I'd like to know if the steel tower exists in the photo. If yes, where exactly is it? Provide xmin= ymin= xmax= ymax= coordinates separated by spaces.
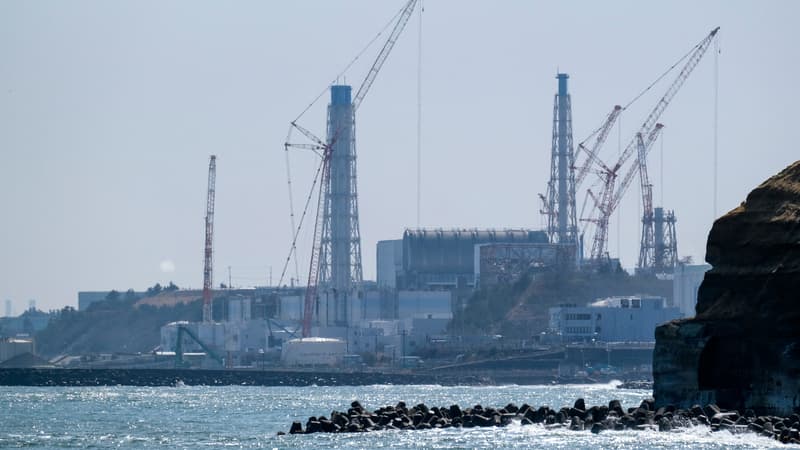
xmin=544 ymin=73 xmax=577 ymax=247
xmin=318 ymin=85 xmax=363 ymax=326
xmin=202 ymin=155 xmax=216 ymax=323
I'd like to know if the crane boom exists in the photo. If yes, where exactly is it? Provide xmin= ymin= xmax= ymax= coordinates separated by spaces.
xmin=574 ymin=105 xmax=621 ymax=188
xmin=610 ymin=27 xmax=719 ymax=177
xmin=589 ymin=26 xmax=719 ymax=261
xmin=609 ymin=124 xmax=663 ymax=213
xmin=302 ymin=146 xmax=332 ymax=337
xmin=352 ymin=0 xmax=419 ymax=112
xmin=202 ymin=155 xmax=217 ymax=323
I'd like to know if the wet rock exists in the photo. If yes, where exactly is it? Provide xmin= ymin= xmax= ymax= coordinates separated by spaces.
xmin=591 ymin=423 xmax=605 ymax=434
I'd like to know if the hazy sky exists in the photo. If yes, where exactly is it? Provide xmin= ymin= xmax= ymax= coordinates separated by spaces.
xmin=1 ymin=1 xmax=798 ymax=313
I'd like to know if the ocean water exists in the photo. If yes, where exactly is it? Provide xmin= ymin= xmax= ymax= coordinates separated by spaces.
xmin=0 ymin=383 xmax=793 ymax=449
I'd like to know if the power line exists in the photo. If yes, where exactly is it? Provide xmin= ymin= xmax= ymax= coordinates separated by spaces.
xmin=713 ymin=34 xmax=720 ymax=219
xmin=416 ymin=0 xmax=423 ymax=228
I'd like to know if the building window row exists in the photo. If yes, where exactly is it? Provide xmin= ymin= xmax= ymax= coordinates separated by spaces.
xmin=565 ymin=327 xmax=592 ymax=334
xmin=565 ymin=313 xmax=592 ymax=321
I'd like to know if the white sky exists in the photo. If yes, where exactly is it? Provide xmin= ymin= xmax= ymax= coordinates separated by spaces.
xmin=1 ymin=1 xmax=798 ymax=312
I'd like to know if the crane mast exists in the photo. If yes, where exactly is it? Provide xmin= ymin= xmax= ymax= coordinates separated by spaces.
xmin=588 ymin=27 xmax=719 ymax=261
xmin=202 ymin=155 xmax=217 ymax=323
xmin=637 ymin=132 xmax=655 ymax=270
xmin=590 ymin=125 xmax=663 ymax=260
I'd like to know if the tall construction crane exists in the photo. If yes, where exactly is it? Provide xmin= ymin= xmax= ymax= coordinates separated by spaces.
xmin=295 ymin=0 xmax=419 ymax=338
xmin=202 ymin=155 xmax=217 ymax=323
xmin=588 ymin=26 xmax=719 ymax=261
xmin=636 ymin=131 xmax=656 ymax=270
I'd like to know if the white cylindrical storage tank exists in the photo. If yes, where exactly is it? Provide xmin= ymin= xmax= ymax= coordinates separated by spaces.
xmin=281 ymin=337 xmax=346 ymax=366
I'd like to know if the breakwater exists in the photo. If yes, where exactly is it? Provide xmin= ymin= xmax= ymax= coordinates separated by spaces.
xmin=285 ymin=398 xmax=800 ymax=444
xmin=0 ymin=368 xmax=479 ymax=387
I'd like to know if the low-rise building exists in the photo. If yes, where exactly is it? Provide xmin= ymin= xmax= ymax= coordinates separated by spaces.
xmin=549 ymin=295 xmax=681 ymax=343
xmin=0 ymin=337 xmax=35 ymax=363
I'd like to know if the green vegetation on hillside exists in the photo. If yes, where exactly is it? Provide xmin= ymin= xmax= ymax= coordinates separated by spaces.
xmin=36 ymin=294 xmax=202 ymax=357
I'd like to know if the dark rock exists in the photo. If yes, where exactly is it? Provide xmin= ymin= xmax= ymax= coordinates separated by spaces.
xmin=305 ymin=420 xmax=321 ymax=434
xmin=569 ymin=407 xmax=585 ymax=419
xmin=449 ymin=404 xmax=462 ymax=418
xmin=591 ymin=422 xmax=605 ymax=434
xmin=658 ymin=417 xmax=672 ymax=432
xmin=521 ymin=417 xmax=533 ymax=426
xmin=574 ymin=398 xmax=586 ymax=411
xmin=534 ymin=406 xmax=550 ymax=423
xmin=653 ymin=161 xmax=800 ymax=417
xmin=289 ymin=421 xmax=303 ymax=434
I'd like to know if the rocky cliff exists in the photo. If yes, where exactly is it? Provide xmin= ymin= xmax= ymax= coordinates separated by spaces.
xmin=654 ymin=160 xmax=800 ymax=415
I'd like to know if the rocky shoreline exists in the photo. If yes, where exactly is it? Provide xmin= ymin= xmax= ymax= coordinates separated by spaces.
xmin=283 ymin=398 xmax=800 ymax=444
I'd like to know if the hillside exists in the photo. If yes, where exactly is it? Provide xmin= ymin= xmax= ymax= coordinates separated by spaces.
xmin=453 ymin=270 xmax=673 ymax=339
xmin=36 ymin=295 xmax=202 ymax=357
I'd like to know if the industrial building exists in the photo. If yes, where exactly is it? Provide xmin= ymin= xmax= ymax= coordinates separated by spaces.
xmin=672 ymin=264 xmax=711 ymax=317
xmin=548 ymin=296 xmax=681 ymax=342
xmin=0 ymin=337 xmax=35 ymax=364
xmin=379 ymin=228 xmax=549 ymax=291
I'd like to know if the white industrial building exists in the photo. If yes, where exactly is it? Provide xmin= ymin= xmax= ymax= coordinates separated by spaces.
xmin=549 ymin=296 xmax=681 ymax=343
xmin=281 ymin=337 xmax=346 ymax=366
xmin=672 ymin=264 xmax=711 ymax=317
xmin=0 ymin=338 xmax=35 ymax=363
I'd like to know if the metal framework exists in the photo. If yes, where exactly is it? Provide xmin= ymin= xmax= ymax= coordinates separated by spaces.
xmin=318 ymin=85 xmax=363 ymax=326
xmin=202 ymin=155 xmax=216 ymax=323
xmin=587 ymin=27 xmax=719 ymax=261
xmin=294 ymin=0 xmax=419 ymax=337
xmin=542 ymin=74 xmax=577 ymax=250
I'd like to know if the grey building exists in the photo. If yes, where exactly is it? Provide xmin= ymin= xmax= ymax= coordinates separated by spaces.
xmin=394 ymin=228 xmax=548 ymax=290
xmin=376 ymin=240 xmax=403 ymax=289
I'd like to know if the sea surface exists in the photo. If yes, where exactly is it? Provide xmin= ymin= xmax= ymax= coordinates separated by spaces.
xmin=0 ymin=383 xmax=794 ymax=449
